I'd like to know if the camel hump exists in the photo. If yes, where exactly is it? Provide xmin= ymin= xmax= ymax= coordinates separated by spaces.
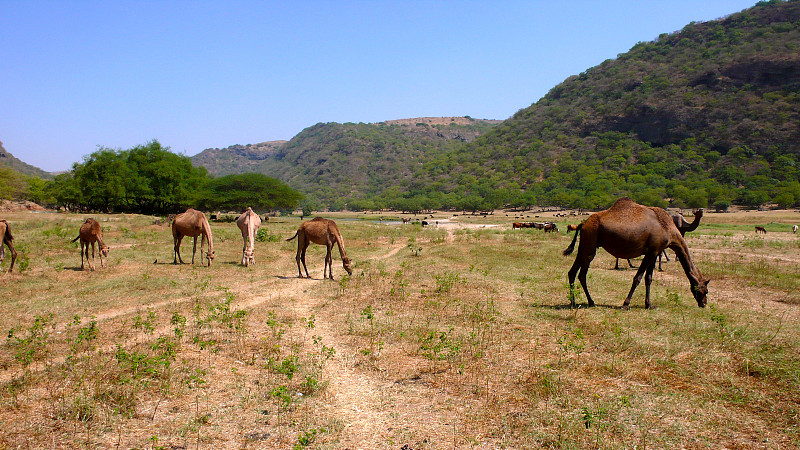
xmin=610 ymin=197 xmax=635 ymax=208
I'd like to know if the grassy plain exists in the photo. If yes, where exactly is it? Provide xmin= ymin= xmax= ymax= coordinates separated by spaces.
xmin=0 ymin=208 xmax=799 ymax=449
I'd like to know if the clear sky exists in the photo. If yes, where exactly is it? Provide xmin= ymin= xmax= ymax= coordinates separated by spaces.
xmin=1 ymin=1 xmax=758 ymax=172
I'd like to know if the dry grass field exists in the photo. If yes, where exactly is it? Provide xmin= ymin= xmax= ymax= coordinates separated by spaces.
xmin=0 ymin=208 xmax=799 ymax=449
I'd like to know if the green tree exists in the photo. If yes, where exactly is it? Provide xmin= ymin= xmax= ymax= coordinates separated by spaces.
xmin=0 ymin=167 xmax=28 ymax=200
xmin=197 ymin=173 xmax=302 ymax=212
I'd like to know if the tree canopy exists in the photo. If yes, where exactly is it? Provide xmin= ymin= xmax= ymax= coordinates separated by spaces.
xmin=42 ymin=140 xmax=302 ymax=214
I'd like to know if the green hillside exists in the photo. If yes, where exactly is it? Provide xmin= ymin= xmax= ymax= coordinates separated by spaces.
xmin=0 ymin=141 xmax=52 ymax=180
xmin=192 ymin=117 xmax=500 ymax=209
xmin=190 ymin=1 xmax=800 ymax=211
xmin=445 ymin=0 xmax=800 ymax=210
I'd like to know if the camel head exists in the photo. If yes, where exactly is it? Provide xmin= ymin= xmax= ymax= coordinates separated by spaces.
xmin=100 ymin=245 xmax=110 ymax=258
xmin=692 ymin=277 xmax=710 ymax=307
xmin=206 ymin=250 xmax=216 ymax=266
xmin=342 ymin=257 xmax=353 ymax=276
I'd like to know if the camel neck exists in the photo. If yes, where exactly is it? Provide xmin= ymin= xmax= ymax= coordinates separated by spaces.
xmin=671 ymin=240 xmax=703 ymax=287
xmin=335 ymin=232 xmax=347 ymax=258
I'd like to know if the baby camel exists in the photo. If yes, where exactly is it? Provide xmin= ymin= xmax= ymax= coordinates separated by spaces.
xmin=172 ymin=208 xmax=215 ymax=266
xmin=0 ymin=219 xmax=18 ymax=273
xmin=71 ymin=218 xmax=110 ymax=271
xmin=287 ymin=217 xmax=353 ymax=280
xmin=564 ymin=197 xmax=709 ymax=309
xmin=236 ymin=207 xmax=261 ymax=267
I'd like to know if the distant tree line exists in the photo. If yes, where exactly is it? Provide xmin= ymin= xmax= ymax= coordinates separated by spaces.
xmin=1 ymin=141 xmax=302 ymax=215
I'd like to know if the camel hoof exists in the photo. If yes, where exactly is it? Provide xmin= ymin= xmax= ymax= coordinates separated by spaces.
xmin=621 ymin=304 xmax=631 ymax=311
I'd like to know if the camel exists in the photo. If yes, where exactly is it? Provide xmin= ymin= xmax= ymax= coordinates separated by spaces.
xmin=755 ymin=226 xmax=767 ymax=234
xmin=172 ymin=208 xmax=215 ymax=266
xmin=287 ymin=217 xmax=353 ymax=280
xmin=794 ymin=225 xmax=798 ymax=234
xmin=236 ymin=207 xmax=261 ymax=267
xmin=563 ymin=197 xmax=709 ymax=309
xmin=614 ymin=208 xmax=704 ymax=271
xmin=71 ymin=218 xmax=110 ymax=271
xmin=0 ymin=219 xmax=18 ymax=273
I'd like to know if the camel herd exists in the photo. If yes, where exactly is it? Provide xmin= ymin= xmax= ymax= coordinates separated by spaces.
xmin=1 ymin=198 xmax=798 ymax=310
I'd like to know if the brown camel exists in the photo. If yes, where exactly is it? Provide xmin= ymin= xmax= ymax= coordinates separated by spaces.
xmin=563 ymin=198 xmax=709 ymax=309
xmin=236 ymin=207 xmax=261 ymax=267
xmin=755 ymin=226 xmax=767 ymax=234
xmin=287 ymin=217 xmax=353 ymax=280
xmin=615 ymin=208 xmax=704 ymax=271
xmin=0 ymin=219 xmax=18 ymax=273
xmin=71 ymin=218 xmax=110 ymax=271
xmin=172 ymin=208 xmax=215 ymax=266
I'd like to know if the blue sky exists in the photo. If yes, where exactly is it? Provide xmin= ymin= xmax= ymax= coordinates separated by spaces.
xmin=1 ymin=1 xmax=758 ymax=172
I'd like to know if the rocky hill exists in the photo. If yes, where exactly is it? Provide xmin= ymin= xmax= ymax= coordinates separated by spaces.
xmin=191 ymin=141 xmax=288 ymax=176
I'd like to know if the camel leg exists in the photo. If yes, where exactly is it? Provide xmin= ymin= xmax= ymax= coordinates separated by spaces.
xmin=325 ymin=243 xmax=334 ymax=280
xmin=295 ymin=246 xmax=304 ymax=277
xmin=174 ymin=235 xmax=184 ymax=264
xmin=296 ymin=235 xmax=310 ymax=278
xmin=567 ymin=258 xmax=582 ymax=306
xmin=5 ymin=240 xmax=15 ymax=273
xmin=191 ymin=236 xmax=198 ymax=264
xmin=300 ymin=242 xmax=311 ymax=278
xmin=644 ymin=258 xmax=657 ymax=309
xmin=622 ymin=253 xmax=657 ymax=309
xmin=200 ymin=234 xmax=206 ymax=266
xmin=90 ymin=241 xmax=96 ymax=271
xmin=80 ymin=241 xmax=86 ymax=270
xmin=577 ymin=263 xmax=594 ymax=307
xmin=628 ymin=259 xmax=636 ymax=268
xmin=2 ymin=239 xmax=16 ymax=273
xmin=568 ymin=253 xmax=595 ymax=307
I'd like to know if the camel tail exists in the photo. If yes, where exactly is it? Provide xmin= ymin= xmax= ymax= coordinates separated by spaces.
xmin=71 ymin=235 xmax=80 ymax=243
xmin=562 ymin=223 xmax=582 ymax=256
xmin=286 ymin=231 xmax=298 ymax=242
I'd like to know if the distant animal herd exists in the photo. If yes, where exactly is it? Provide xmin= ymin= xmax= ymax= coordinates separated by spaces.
xmin=0 ymin=198 xmax=798 ymax=309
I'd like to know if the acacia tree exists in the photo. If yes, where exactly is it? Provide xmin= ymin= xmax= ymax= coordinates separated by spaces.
xmin=197 ymin=173 xmax=302 ymax=212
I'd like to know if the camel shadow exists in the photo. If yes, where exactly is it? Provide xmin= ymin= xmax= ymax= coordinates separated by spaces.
xmin=274 ymin=275 xmax=333 ymax=281
xmin=529 ymin=302 xmax=630 ymax=311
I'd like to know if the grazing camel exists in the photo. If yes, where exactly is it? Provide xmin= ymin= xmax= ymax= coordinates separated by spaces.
xmin=236 ymin=207 xmax=261 ymax=267
xmin=71 ymin=218 xmax=110 ymax=271
xmin=755 ymin=226 xmax=767 ymax=234
xmin=563 ymin=197 xmax=709 ymax=309
xmin=172 ymin=208 xmax=215 ymax=266
xmin=287 ymin=217 xmax=353 ymax=280
xmin=614 ymin=208 xmax=704 ymax=271
xmin=0 ymin=219 xmax=18 ymax=273
xmin=793 ymin=225 xmax=798 ymax=234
